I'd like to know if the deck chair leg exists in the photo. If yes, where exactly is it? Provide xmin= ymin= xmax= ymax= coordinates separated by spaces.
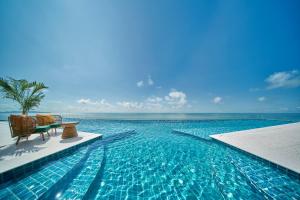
xmin=55 ymin=128 xmax=57 ymax=135
xmin=47 ymin=131 xmax=50 ymax=137
xmin=16 ymin=136 xmax=21 ymax=145
xmin=41 ymin=133 xmax=45 ymax=141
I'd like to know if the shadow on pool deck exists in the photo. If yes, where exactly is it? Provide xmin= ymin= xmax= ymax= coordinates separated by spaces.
xmin=0 ymin=122 xmax=102 ymax=174
xmin=0 ymin=134 xmax=53 ymax=160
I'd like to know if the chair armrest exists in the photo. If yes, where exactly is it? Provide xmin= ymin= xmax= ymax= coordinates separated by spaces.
xmin=52 ymin=115 xmax=62 ymax=124
xmin=31 ymin=116 xmax=37 ymax=127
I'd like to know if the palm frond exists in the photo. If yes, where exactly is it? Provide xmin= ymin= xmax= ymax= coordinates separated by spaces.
xmin=0 ymin=77 xmax=48 ymax=115
xmin=0 ymin=77 xmax=21 ymax=102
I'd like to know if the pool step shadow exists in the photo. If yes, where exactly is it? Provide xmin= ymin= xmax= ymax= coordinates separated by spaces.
xmin=38 ymin=130 xmax=136 ymax=200
xmin=82 ymin=130 xmax=139 ymax=199
xmin=172 ymin=129 xmax=213 ymax=143
xmin=229 ymin=155 xmax=274 ymax=200
xmin=57 ymin=145 xmax=106 ymax=199
xmin=82 ymin=146 xmax=107 ymax=200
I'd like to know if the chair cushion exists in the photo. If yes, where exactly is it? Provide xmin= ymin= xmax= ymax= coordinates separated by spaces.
xmin=50 ymin=123 xmax=61 ymax=128
xmin=34 ymin=125 xmax=51 ymax=133
xmin=47 ymin=115 xmax=56 ymax=124
xmin=36 ymin=114 xmax=45 ymax=125
xmin=36 ymin=114 xmax=56 ymax=125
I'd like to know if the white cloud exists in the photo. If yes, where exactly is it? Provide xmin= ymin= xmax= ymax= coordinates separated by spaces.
xmin=213 ymin=96 xmax=222 ymax=104
xmin=77 ymin=98 xmax=92 ymax=104
xmin=145 ymin=96 xmax=163 ymax=109
xmin=258 ymin=97 xmax=266 ymax=102
xmin=115 ymin=90 xmax=188 ymax=111
xmin=117 ymin=101 xmax=144 ymax=110
xmin=265 ymin=70 xmax=300 ymax=89
xmin=165 ymin=90 xmax=187 ymax=108
xmin=137 ymin=75 xmax=154 ymax=87
xmin=77 ymin=98 xmax=113 ymax=108
xmin=146 ymin=97 xmax=163 ymax=103
xmin=137 ymin=81 xmax=144 ymax=87
xmin=76 ymin=90 xmax=188 ymax=112
xmin=148 ymin=75 xmax=154 ymax=86
xmin=98 ymin=99 xmax=113 ymax=107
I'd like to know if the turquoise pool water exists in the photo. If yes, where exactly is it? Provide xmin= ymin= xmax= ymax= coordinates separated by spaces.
xmin=0 ymin=118 xmax=300 ymax=199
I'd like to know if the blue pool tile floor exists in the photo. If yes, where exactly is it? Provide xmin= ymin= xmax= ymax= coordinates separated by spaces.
xmin=0 ymin=119 xmax=299 ymax=199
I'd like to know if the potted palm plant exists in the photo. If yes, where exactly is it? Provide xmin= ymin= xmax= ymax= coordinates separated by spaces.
xmin=0 ymin=77 xmax=48 ymax=115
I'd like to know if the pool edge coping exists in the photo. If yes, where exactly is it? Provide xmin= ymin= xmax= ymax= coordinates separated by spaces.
xmin=209 ymin=122 xmax=300 ymax=180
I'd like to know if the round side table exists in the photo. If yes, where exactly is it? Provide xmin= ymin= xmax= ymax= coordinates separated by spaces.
xmin=61 ymin=122 xmax=79 ymax=139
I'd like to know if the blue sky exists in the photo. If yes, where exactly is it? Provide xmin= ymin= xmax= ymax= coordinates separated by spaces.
xmin=0 ymin=0 xmax=299 ymax=113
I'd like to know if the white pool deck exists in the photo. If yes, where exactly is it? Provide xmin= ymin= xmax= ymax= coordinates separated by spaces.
xmin=210 ymin=122 xmax=300 ymax=174
xmin=0 ymin=122 xmax=102 ymax=174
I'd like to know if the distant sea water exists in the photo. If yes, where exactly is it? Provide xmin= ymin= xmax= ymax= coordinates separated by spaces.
xmin=1 ymin=112 xmax=300 ymax=122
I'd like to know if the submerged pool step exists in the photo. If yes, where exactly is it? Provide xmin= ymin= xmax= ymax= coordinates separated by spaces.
xmin=230 ymin=153 xmax=300 ymax=199
xmin=0 ymin=147 xmax=88 ymax=200
xmin=57 ymin=146 xmax=105 ymax=200
xmin=39 ymin=141 xmax=105 ymax=200
xmin=39 ymin=130 xmax=136 ymax=200
xmin=206 ymin=146 xmax=264 ymax=200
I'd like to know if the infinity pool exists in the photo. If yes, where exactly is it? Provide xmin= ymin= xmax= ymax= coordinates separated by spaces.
xmin=0 ymin=119 xmax=300 ymax=199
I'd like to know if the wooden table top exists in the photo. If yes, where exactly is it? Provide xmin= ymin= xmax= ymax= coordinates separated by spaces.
xmin=61 ymin=121 xmax=79 ymax=126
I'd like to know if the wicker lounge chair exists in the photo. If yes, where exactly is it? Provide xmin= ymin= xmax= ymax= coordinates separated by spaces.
xmin=8 ymin=115 xmax=51 ymax=145
xmin=36 ymin=114 xmax=62 ymax=135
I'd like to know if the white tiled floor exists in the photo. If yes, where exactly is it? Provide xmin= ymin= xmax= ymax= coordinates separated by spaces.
xmin=210 ymin=122 xmax=300 ymax=174
xmin=0 ymin=121 xmax=15 ymax=147
xmin=0 ymin=122 xmax=102 ymax=174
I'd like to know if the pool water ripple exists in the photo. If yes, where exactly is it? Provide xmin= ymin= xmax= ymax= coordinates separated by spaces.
xmin=0 ymin=119 xmax=300 ymax=199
